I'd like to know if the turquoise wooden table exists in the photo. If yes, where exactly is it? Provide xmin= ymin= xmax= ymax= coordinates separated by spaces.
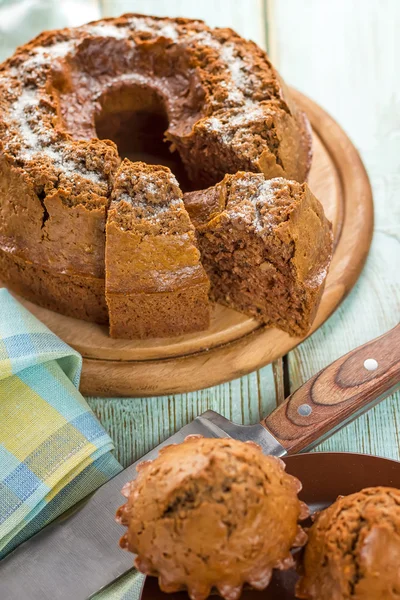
xmin=0 ymin=0 xmax=399 ymax=596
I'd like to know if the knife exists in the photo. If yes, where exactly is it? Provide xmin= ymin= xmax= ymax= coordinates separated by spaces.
xmin=1 ymin=324 xmax=399 ymax=600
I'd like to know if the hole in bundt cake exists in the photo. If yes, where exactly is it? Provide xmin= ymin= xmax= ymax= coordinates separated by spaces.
xmin=94 ymin=83 xmax=193 ymax=192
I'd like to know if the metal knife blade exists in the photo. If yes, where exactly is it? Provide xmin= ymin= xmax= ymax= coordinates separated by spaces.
xmin=0 ymin=410 xmax=285 ymax=600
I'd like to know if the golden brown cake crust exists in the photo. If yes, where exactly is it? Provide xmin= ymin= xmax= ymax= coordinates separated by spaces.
xmin=184 ymin=173 xmax=333 ymax=337
xmin=105 ymin=160 xmax=210 ymax=338
xmin=0 ymin=13 xmax=312 ymax=333
xmin=0 ymin=247 xmax=107 ymax=322
xmin=116 ymin=436 xmax=309 ymax=600
xmin=297 ymin=487 xmax=400 ymax=600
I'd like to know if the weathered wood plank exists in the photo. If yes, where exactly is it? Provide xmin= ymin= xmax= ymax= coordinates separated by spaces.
xmin=88 ymin=367 xmax=278 ymax=468
xmin=271 ymin=0 xmax=400 ymax=459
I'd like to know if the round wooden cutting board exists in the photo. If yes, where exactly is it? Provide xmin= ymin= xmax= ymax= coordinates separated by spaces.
xmin=3 ymin=91 xmax=373 ymax=397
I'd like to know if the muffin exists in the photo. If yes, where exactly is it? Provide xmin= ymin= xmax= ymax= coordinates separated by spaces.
xmin=116 ymin=436 xmax=308 ymax=600
xmin=297 ymin=487 xmax=400 ymax=599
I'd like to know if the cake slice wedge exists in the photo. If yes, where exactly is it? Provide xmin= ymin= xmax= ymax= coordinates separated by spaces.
xmin=184 ymin=173 xmax=333 ymax=337
xmin=105 ymin=160 xmax=210 ymax=339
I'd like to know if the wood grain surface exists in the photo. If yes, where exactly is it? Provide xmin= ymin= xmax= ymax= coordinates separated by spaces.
xmin=264 ymin=325 xmax=400 ymax=454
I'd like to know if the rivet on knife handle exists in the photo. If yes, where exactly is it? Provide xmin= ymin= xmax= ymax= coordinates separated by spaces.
xmin=262 ymin=324 xmax=400 ymax=455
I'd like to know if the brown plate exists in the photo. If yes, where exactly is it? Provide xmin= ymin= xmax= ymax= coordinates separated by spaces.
xmin=140 ymin=452 xmax=400 ymax=600
xmin=2 ymin=90 xmax=373 ymax=396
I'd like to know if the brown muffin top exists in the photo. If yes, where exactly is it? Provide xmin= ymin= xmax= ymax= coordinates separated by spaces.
xmin=297 ymin=486 xmax=400 ymax=600
xmin=116 ymin=436 xmax=308 ymax=600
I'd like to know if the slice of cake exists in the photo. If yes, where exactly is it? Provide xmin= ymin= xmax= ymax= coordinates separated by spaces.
xmin=105 ymin=160 xmax=210 ymax=338
xmin=184 ymin=173 xmax=333 ymax=337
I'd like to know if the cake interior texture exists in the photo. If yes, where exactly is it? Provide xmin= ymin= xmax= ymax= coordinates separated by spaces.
xmin=185 ymin=173 xmax=333 ymax=337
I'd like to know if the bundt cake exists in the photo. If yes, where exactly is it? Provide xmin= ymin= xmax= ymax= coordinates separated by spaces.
xmin=105 ymin=160 xmax=209 ymax=338
xmin=0 ymin=13 xmax=325 ymax=339
xmin=185 ymin=174 xmax=333 ymax=337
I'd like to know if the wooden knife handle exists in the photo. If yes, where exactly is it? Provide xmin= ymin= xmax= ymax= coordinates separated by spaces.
xmin=262 ymin=324 xmax=400 ymax=455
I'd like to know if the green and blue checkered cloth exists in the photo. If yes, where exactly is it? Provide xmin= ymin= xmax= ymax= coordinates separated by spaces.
xmin=0 ymin=288 xmax=123 ymax=558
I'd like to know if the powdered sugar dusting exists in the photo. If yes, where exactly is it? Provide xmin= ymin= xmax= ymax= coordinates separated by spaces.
xmin=190 ymin=30 xmax=221 ymax=51
xmin=253 ymin=179 xmax=290 ymax=232
xmin=35 ymin=40 xmax=74 ymax=60
xmin=258 ymin=179 xmax=278 ymax=206
xmin=227 ymin=176 xmax=287 ymax=233
xmin=158 ymin=23 xmax=179 ymax=41
xmin=8 ymin=89 xmax=102 ymax=185
xmin=186 ymin=32 xmax=249 ymax=106
xmin=229 ymin=104 xmax=265 ymax=126
xmin=11 ymin=89 xmax=40 ymax=150
xmin=202 ymin=103 xmax=266 ymax=144
xmin=82 ymin=16 xmax=179 ymax=42
xmin=141 ymin=179 xmax=159 ymax=197
xmin=221 ymin=44 xmax=245 ymax=85
xmin=204 ymin=116 xmax=223 ymax=132
xmin=119 ymin=192 xmax=181 ymax=211
xmin=118 ymin=170 xmax=182 ymax=208
xmin=128 ymin=16 xmax=179 ymax=40
xmin=5 ymin=15 xmax=273 ymax=182
xmin=85 ymin=24 xmax=127 ymax=40
xmin=0 ymin=66 xmax=18 ymax=81
xmin=220 ymin=43 xmax=247 ymax=102
xmin=23 ymin=40 xmax=75 ymax=72
xmin=117 ymin=188 xmax=183 ymax=231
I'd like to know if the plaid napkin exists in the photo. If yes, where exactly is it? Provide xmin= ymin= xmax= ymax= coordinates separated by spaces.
xmin=0 ymin=288 xmax=122 ymax=558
